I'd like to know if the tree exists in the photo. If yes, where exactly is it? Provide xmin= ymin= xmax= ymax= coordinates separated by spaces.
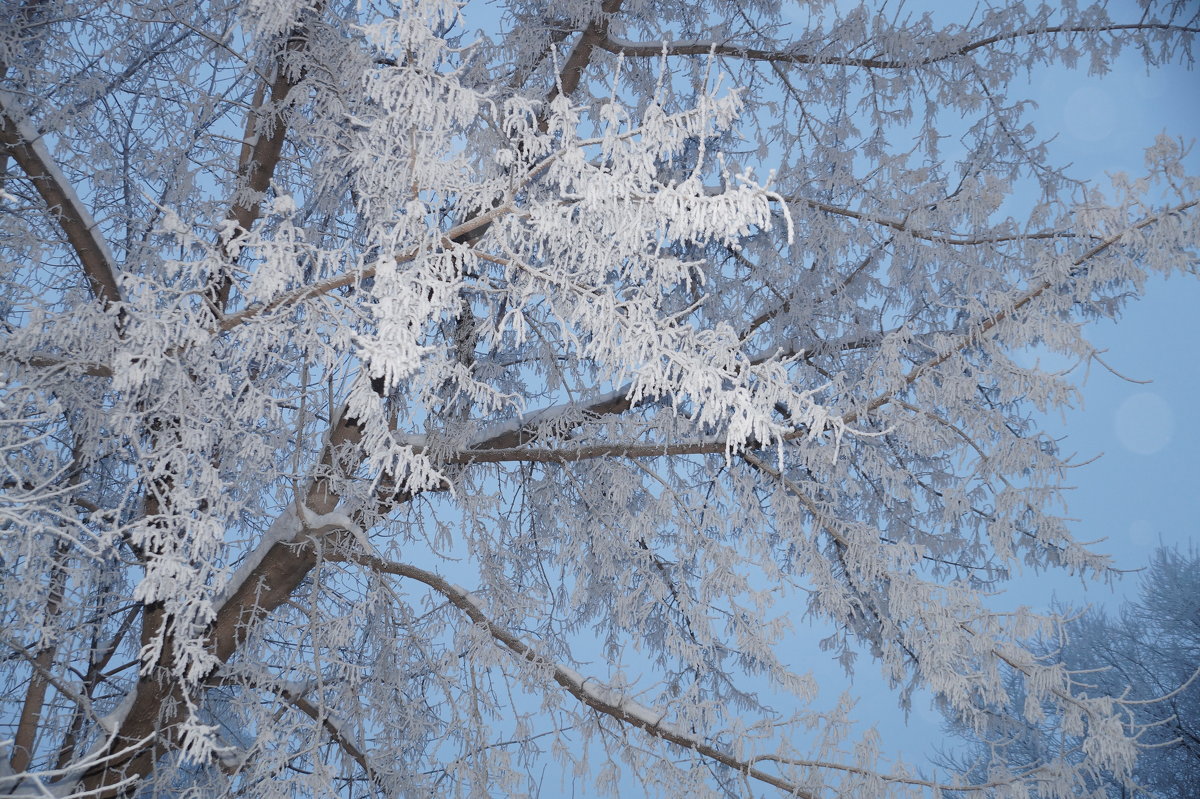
xmin=0 ymin=0 xmax=1197 ymax=796
xmin=936 ymin=545 xmax=1200 ymax=798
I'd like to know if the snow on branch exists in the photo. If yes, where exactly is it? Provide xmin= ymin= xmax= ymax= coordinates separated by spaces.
xmin=5 ymin=2 xmax=1198 ymax=796
xmin=0 ymin=91 xmax=122 ymax=311
xmin=2 ymin=731 xmax=153 ymax=798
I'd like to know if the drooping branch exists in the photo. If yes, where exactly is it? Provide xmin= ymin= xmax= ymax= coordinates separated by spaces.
xmin=742 ymin=449 xmax=1146 ymax=788
xmin=346 ymin=549 xmax=1039 ymax=796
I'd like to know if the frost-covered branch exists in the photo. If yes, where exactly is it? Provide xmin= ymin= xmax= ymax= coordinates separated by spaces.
xmin=857 ymin=199 xmax=1200 ymax=422
xmin=599 ymin=22 xmax=1200 ymax=70
xmin=342 ymin=550 xmax=823 ymax=796
xmin=344 ymin=549 xmax=1064 ymax=796
xmin=781 ymin=194 xmax=1082 ymax=246
xmin=219 ymin=672 xmax=385 ymax=790
xmin=545 ymin=0 xmax=624 ymax=105
xmin=0 ymin=93 xmax=122 ymax=310
xmin=215 ymin=205 xmax=511 ymax=332
xmin=209 ymin=15 xmax=316 ymax=313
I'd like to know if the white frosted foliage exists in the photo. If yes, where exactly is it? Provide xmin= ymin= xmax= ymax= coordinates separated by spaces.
xmin=0 ymin=1 xmax=1197 ymax=798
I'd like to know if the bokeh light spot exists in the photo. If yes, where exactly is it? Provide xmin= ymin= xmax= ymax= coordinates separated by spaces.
xmin=1114 ymin=392 xmax=1174 ymax=455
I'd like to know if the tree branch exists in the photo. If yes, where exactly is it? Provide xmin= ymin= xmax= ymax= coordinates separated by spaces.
xmin=780 ymin=193 xmax=1081 ymax=246
xmin=347 ymin=549 xmax=1040 ymax=795
xmin=0 ymin=631 xmax=98 ymax=746
xmin=220 ymin=673 xmax=386 ymax=790
xmin=216 ymin=205 xmax=510 ymax=333
xmin=598 ymin=23 xmax=1200 ymax=70
xmin=208 ymin=21 xmax=314 ymax=314
xmin=8 ymin=541 xmax=71 ymax=774
xmin=387 ymin=201 xmax=1196 ymax=472
xmin=854 ymin=199 xmax=1200 ymax=423
xmin=0 ymin=92 xmax=122 ymax=310
xmin=74 ymin=404 xmax=376 ymax=796
xmin=544 ymin=0 xmax=624 ymax=106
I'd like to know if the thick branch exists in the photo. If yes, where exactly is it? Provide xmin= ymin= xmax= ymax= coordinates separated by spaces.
xmin=74 ymin=405 xmax=376 ymax=797
xmin=0 ymin=92 xmax=122 ymax=310
xmin=544 ymin=0 xmax=624 ymax=105
xmin=467 ymin=384 xmax=634 ymax=451
xmin=208 ymin=23 xmax=313 ymax=313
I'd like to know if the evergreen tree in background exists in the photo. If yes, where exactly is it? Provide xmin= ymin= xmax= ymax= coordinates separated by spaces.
xmin=937 ymin=546 xmax=1200 ymax=798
